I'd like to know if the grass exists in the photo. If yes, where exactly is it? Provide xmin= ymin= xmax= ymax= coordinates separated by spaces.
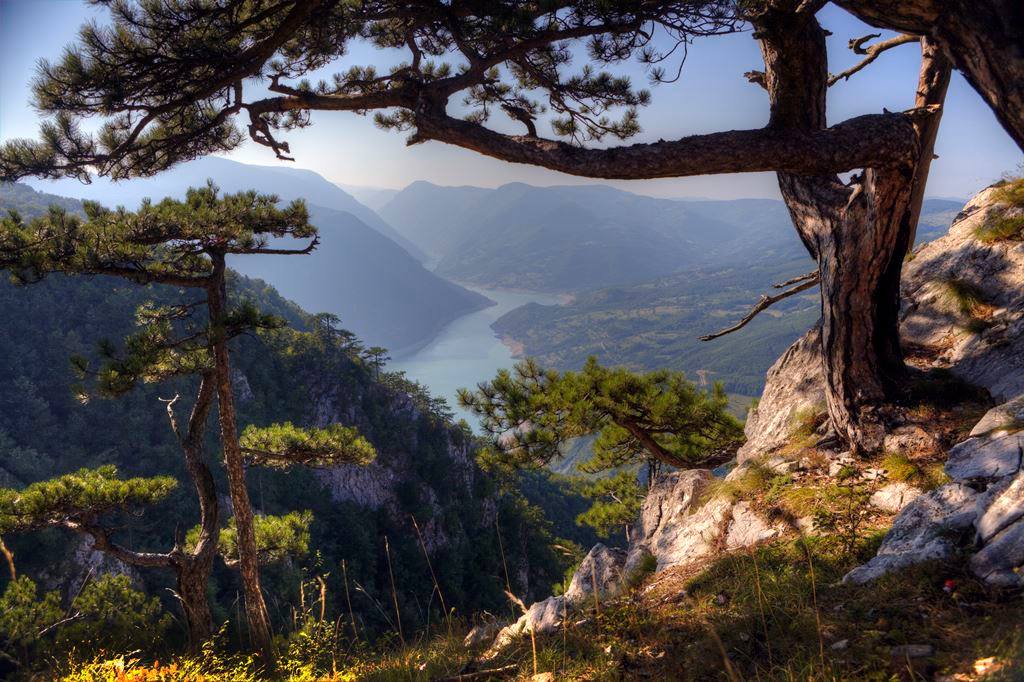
xmin=702 ymin=461 xmax=777 ymax=504
xmin=881 ymin=451 xmax=949 ymax=491
xmin=940 ymin=278 xmax=989 ymax=317
xmin=491 ymin=536 xmax=1022 ymax=681
xmin=992 ymin=175 xmax=1024 ymax=207
xmin=975 ymin=175 xmax=1024 ymax=242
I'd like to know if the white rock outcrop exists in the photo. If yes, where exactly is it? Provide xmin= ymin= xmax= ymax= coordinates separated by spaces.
xmin=870 ymin=482 xmax=923 ymax=514
xmin=844 ymin=482 xmax=978 ymax=584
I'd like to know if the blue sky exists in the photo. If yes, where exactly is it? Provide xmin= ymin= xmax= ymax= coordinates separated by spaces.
xmin=1 ymin=0 xmax=1020 ymax=200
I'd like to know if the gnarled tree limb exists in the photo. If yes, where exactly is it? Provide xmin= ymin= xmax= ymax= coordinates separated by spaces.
xmin=828 ymin=33 xmax=918 ymax=86
xmin=699 ymin=275 xmax=820 ymax=341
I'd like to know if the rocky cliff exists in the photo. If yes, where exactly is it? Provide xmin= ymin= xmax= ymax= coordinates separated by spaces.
xmin=478 ymin=182 xmax=1024 ymax=656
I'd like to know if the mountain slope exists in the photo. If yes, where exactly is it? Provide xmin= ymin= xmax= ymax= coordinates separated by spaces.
xmin=492 ymin=256 xmax=820 ymax=396
xmin=16 ymin=165 xmax=488 ymax=351
xmin=228 ymin=203 xmax=491 ymax=353
xmin=26 ymin=156 xmax=428 ymax=262
xmin=382 ymin=182 xmax=809 ymax=292
xmin=0 ymin=183 xmax=569 ymax=650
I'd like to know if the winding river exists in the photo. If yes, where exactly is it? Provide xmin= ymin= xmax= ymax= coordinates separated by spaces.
xmin=389 ymin=285 xmax=562 ymax=425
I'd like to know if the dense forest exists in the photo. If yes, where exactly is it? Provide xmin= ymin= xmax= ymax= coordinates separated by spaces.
xmin=0 ymin=182 xmax=597 ymax=673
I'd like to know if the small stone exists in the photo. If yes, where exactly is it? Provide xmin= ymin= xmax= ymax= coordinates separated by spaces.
xmin=870 ymin=482 xmax=923 ymax=513
xmin=830 ymin=638 xmax=850 ymax=651
xmin=883 ymin=425 xmax=942 ymax=457
xmin=890 ymin=644 xmax=935 ymax=659
xmin=715 ymin=592 xmax=729 ymax=606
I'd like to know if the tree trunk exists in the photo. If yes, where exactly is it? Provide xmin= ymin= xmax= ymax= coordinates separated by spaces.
xmin=175 ymin=371 xmax=220 ymax=650
xmin=174 ymin=556 xmax=216 ymax=646
xmin=756 ymin=5 xmax=948 ymax=454
xmin=206 ymin=253 xmax=275 ymax=663
xmin=835 ymin=0 xmax=1024 ymax=151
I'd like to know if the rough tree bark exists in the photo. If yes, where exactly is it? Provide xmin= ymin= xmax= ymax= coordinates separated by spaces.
xmin=835 ymin=0 xmax=1024 ymax=151
xmin=755 ymin=4 xmax=949 ymax=454
xmin=206 ymin=252 xmax=275 ymax=662
xmin=170 ymin=371 xmax=220 ymax=648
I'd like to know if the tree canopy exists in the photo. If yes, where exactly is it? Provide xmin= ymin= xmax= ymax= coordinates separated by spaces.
xmin=460 ymin=357 xmax=742 ymax=474
xmin=0 ymin=0 xmax=931 ymax=184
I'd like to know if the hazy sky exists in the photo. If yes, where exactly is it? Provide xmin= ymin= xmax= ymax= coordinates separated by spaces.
xmin=1 ymin=0 xmax=1020 ymax=200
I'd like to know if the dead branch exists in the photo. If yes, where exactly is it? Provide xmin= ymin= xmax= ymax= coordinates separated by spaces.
xmin=774 ymin=269 xmax=819 ymax=288
xmin=828 ymin=34 xmax=918 ymax=86
xmin=700 ymin=276 xmax=820 ymax=341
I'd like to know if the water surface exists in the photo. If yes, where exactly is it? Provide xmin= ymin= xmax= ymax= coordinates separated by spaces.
xmin=390 ymin=285 xmax=562 ymax=425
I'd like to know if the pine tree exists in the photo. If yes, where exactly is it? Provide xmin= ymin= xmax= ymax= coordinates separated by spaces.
xmin=1 ymin=1 xmax=1012 ymax=452
xmin=0 ymin=184 xmax=376 ymax=662
xmin=459 ymin=357 xmax=742 ymax=475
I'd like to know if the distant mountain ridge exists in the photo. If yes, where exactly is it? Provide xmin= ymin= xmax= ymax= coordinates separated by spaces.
xmin=26 ymin=157 xmax=428 ymax=262
xmin=380 ymin=181 xmax=965 ymax=294
xmin=11 ymin=165 xmax=490 ymax=352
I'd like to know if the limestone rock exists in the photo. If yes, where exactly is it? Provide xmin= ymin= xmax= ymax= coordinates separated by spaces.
xmin=844 ymin=483 xmax=978 ymax=584
xmin=623 ymin=546 xmax=655 ymax=579
xmin=564 ymin=544 xmax=628 ymax=605
xmin=969 ymin=520 xmax=1024 ymax=587
xmin=901 ymin=187 xmax=1024 ymax=402
xmin=870 ymin=482 xmax=924 ymax=514
xmin=488 ymin=595 xmax=567 ymax=652
xmin=463 ymin=620 xmax=505 ymax=648
xmin=725 ymin=501 xmax=781 ymax=550
xmin=944 ymin=432 xmax=1023 ymax=481
xmin=636 ymin=470 xmax=732 ymax=569
xmin=737 ymin=327 xmax=826 ymax=462
xmin=975 ymin=472 xmax=1024 ymax=543
xmin=970 ymin=395 xmax=1024 ymax=437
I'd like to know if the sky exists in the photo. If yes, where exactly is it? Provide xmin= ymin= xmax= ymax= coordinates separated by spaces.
xmin=1 ymin=0 xmax=1021 ymax=200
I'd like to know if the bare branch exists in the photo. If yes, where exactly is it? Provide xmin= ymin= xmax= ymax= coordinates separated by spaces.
xmin=773 ymin=269 xmax=819 ymax=288
xmin=828 ymin=34 xmax=918 ymax=86
xmin=700 ymin=276 xmax=820 ymax=341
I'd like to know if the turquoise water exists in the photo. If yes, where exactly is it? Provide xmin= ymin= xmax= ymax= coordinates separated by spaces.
xmin=389 ymin=285 xmax=562 ymax=426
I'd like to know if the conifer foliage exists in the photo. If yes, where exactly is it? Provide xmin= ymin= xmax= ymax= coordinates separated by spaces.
xmin=460 ymin=357 xmax=742 ymax=475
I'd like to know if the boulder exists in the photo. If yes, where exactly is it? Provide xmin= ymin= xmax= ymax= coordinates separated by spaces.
xmin=623 ymin=546 xmax=655 ymax=580
xmin=725 ymin=501 xmax=781 ymax=551
xmin=870 ymin=482 xmax=924 ymax=514
xmin=634 ymin=470 xmax=791 ymax=569
xmin=488 ymin=595 xmax=567 ymax=653
xmin=564 ymin=544 xmax=628 ymax=605
xmin=636 ymin=470 xmax=731 ymax=570
xmin=463 ymin=619 xmax=505 ymax=648
xmin=844 ymin=483 xmax=978 ymax=584
xmin=944 ymin=433 xmax=1023 ymax=481
xmin=969 ymin=520 xmax=1024 ymax=588
xmin=970 ymin=395 xmax=1024 ymax=437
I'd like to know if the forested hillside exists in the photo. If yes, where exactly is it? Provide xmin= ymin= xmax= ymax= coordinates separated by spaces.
xmin=493 ymin=257 xmax=820 ymax=396
xmin=0 ymin=184 xmax=576 ymax=664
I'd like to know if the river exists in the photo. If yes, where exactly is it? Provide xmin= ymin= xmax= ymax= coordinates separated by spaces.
xmin=389 ymin=285 xmax=563 ymax=426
